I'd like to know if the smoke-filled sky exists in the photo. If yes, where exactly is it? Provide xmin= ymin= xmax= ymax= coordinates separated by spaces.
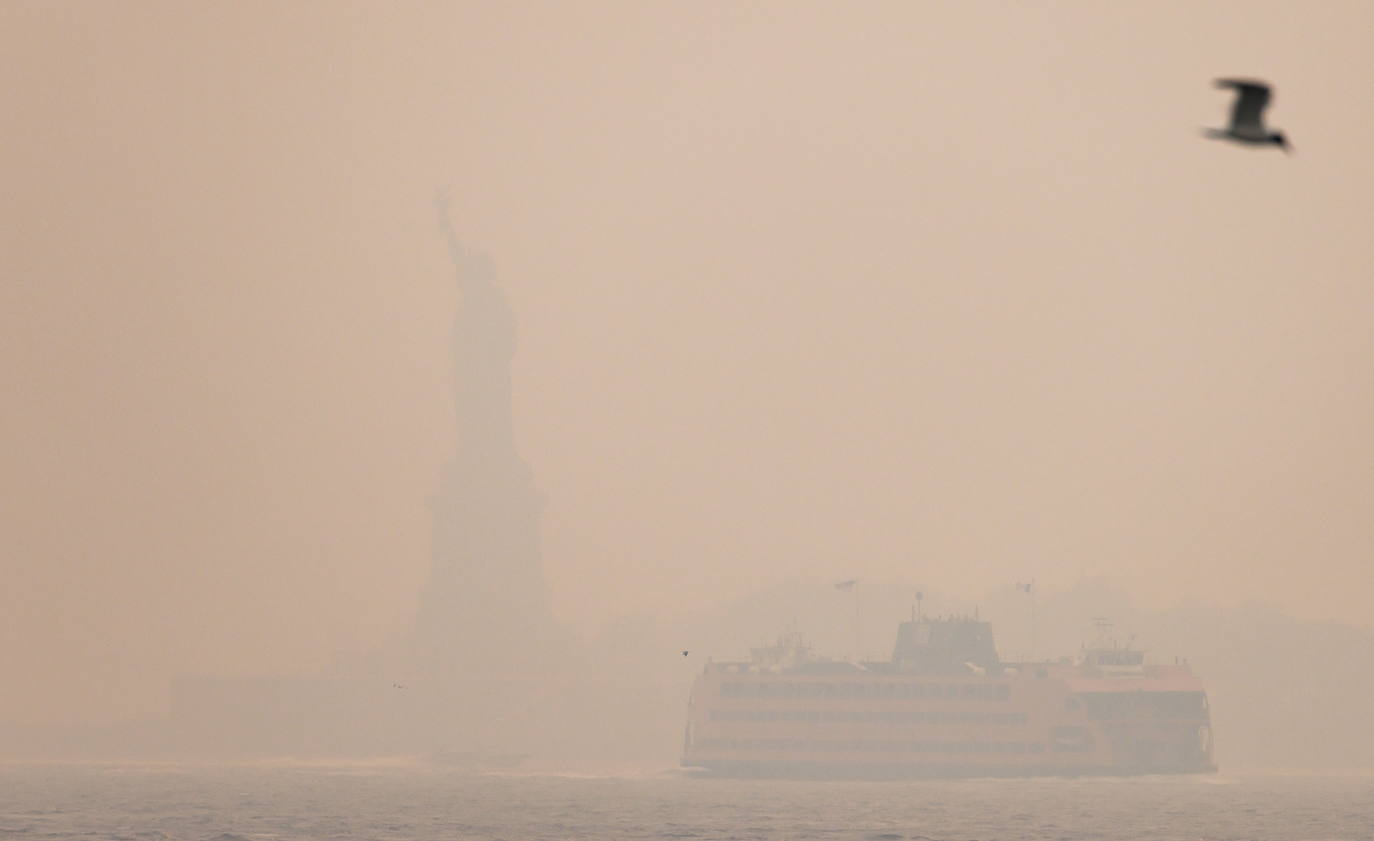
xmin=5 ymin=1 xmax=1374 ymax=726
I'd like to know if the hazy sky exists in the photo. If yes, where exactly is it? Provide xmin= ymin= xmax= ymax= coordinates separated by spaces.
xmin=5 ymin=1 xmax=1374 ymax=725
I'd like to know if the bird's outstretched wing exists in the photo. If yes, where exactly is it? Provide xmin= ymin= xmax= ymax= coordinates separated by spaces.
xmin=1215 ymin=78 xmax=1272 ymax=132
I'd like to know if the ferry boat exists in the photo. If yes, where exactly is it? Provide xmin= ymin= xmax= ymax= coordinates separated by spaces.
xmin=681 ymin=615 xmax=1215 ymax=777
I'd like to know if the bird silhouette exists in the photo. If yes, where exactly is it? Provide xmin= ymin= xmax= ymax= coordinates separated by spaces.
xmin=1206 ymin=79 xmax=1290 ymax=153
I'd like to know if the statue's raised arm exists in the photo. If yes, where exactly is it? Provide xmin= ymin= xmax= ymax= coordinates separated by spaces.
xmin=435 ymin=185 xmax=466 ymax=269
xmin=434 ymin=185 xmax=499 ymax=296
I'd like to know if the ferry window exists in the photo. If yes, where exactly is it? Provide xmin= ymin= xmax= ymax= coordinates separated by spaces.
xmin=1141 ymin=691 xmax=1206 ymax=717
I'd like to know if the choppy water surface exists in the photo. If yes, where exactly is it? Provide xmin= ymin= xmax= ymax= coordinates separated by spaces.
xmin=0 ymin=763 xmax=1369 ymax=841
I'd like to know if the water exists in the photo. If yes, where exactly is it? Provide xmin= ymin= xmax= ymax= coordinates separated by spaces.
xmin=1 ymin=762 xmax=1370 ymax=841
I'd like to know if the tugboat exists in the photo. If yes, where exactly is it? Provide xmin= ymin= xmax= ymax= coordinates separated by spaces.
xmin=681 ymin=615 xmax=1215 ymax=777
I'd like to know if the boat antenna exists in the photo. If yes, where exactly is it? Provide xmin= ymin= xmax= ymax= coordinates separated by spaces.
xmin=1091 ymin=616 xmax=1113 ymax=649
xmin=1017 ymin=579 xmax=1037 ymax=663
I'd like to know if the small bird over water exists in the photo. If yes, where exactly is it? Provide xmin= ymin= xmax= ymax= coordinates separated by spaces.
xmin=1207 ymin=79 xmax=1290 ymax=153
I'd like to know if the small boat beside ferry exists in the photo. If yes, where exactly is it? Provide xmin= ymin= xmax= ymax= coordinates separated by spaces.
xmin=681 ymin=615 xmax=1215 ymax=778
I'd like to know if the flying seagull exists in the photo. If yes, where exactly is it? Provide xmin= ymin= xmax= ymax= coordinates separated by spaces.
xmin=1207 ymin=79 xmax=1290 ymax=152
